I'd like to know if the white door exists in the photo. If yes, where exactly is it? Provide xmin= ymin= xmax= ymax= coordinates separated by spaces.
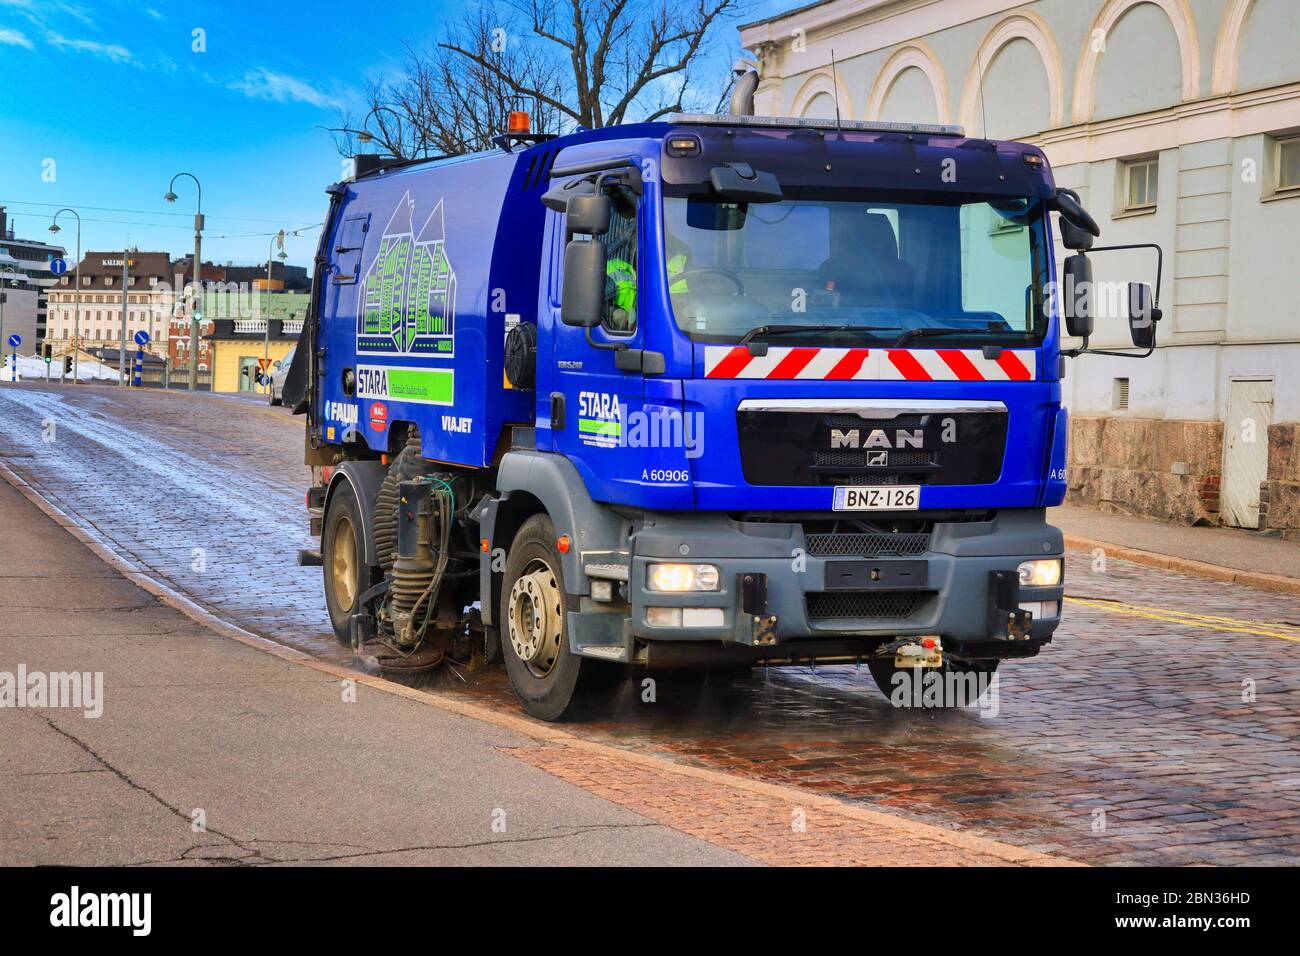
xmin=1221 ymin=378 xmax=1273 ymax=529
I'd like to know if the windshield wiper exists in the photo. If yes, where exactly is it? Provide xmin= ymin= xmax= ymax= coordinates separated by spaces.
xmin=890 ymin=324 xmax=1009 ymax=348
xmin=739 ymin=324 xmax=894 ymax=346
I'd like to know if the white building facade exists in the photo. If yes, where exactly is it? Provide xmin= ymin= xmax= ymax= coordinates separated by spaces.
xmin=740 ymin=0 xmax=1300 ymax=535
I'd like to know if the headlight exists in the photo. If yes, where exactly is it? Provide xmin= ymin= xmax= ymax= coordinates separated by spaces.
xmin=1017 ymin=559 xmax=1062 ymax=587
xmin=646 ymin=563 xmax=720 ymax=592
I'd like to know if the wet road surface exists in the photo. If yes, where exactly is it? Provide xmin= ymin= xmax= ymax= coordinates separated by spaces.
xmin=2 ymin=381 xmax=1298 ymax=865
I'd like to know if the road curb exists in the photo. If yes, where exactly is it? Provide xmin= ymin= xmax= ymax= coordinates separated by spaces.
xmin=1064 ymin=534 xmax=1300 ymax=596
xmin=1 ymin=459 xmax=1076 ymax=867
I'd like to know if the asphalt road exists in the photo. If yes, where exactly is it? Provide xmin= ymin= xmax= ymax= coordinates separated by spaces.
xmin=2 ymin=381 xmax=1298 ymax=865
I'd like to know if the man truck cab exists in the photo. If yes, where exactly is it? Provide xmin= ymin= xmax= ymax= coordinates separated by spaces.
xmin=291 ymin=113 xmax=1159 ymax=720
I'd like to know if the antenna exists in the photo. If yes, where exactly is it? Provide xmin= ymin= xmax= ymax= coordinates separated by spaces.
xmin=975 ymin=46 xmax=989 ymax=138
xmin=830 ymin=49 xmax=843 ymax=133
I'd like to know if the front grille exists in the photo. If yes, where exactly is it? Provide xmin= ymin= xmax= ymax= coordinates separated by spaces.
xmin=737 ymin=408 xmax=1008 ymax=487
xmin=805 ymin=531 xmax=930 ymax=557
xmin=806 ymin=590 xmax=925 ymax=620
xmin=814 ymin=449 xmax=936 ymax=468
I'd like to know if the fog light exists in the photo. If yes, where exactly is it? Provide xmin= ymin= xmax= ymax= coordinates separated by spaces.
xmin=1017 ymin=559 xmax=1062 ymax=587
xmin=646 ymin=563 xmax=720 ymax=592
xmin=645 ymin=607 xmax=682 ymax=627
xmin=590 ymin=580 xmax=613 ymax=603
xmin=1019 ymin=600 xmax=1061 ymax=619
xmin=645 ymin=607 xmax=723 ymax=628
xmin=682 ymin=607 xmax=724 ymax=627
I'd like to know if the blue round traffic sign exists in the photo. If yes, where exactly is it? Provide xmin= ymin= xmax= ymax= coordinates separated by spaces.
xmin=7 ymin=333 xmax=20 ymax=348
xmin=49 ymin=257 xmax=68 ymax=276
xmin=134 ymin=330 xmax=150 ymax=347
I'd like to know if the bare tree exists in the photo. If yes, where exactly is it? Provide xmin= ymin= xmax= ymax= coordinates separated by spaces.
xmin=336 ymin=0 xmax=747 ymax=159
xmin=335 ymin=7 xmax=564 ymax=160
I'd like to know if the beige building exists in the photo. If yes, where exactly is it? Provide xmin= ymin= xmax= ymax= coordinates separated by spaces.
xmin=741 ymin=0 xmax=1300 ymax=536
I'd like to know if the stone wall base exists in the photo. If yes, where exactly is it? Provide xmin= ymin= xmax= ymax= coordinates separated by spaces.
xmin=1067 ymin=417 xmax=1300 ymax=539
xmin=1261 ymin=424 xmax=1300 ymax=541
xmin=1066 ymin=416 xmax=1222 ymax=525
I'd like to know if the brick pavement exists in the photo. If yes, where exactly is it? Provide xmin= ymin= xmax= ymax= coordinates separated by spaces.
xmin=2 ymin=382 xmax=1299 ymax=865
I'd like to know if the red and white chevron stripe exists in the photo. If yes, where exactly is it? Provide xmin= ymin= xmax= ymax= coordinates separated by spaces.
xmin=703 ymin=346 xmax=1036 ymax=382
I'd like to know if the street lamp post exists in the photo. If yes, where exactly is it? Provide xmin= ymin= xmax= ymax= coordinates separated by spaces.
xmin=49 ymin=208 xmax=82 ymax=384
xmin=118 ymin=248 xmax=133 ymax=386
xmin=360 ymin=104 xmax=407 ymax=157
xmin=0 ymin=269 xmax=8 ymax=380
xmin=264 ymin=230 xmax=286 ymax=390
xmin=165 ymin=173 xmax=203 ymax=390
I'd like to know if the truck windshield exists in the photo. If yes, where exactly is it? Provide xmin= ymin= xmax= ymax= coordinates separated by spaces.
xmin=662 ymin=188 xmax=1049 ymax=345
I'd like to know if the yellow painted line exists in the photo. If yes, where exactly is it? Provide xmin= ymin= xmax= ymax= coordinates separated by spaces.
xmin=1065 ymin=596 xmax=1300 ymax=642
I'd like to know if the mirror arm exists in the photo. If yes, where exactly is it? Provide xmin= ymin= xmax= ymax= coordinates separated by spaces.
xmin=1088 ymin=242 xmax=1165 ymax=308
xmin=1077 ymin=344 xmax=1156 ymax=360
xmin=585 ymin=327 xmax=628 ymax=352
xmin=1060 ymin=241 xmax=1164 ymax=358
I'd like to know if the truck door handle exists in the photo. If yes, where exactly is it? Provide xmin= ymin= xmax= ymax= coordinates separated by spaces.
xmin=550 ymin=392 xmax=565 ymax=430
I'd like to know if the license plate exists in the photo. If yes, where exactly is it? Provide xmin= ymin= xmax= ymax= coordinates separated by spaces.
xmin=832 ymin=485 xmax=920 ymax=511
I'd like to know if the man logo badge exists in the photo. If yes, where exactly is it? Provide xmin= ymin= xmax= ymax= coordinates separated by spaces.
xmin=866 ymin=450 xmax=889 ymax=466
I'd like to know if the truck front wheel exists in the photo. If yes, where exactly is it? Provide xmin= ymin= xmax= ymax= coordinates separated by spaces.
xmin=322 ymin=482 xmax=373 ymax=646
xmin=500 ymin=514 xmax=609 ymax=721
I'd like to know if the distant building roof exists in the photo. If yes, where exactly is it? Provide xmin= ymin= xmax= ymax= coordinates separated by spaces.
xmin=70 ymin=251 xmax=175 ymax=281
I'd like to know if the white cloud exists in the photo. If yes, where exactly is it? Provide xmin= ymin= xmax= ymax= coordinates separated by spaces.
xmin=0 ymin=27 xmax=34 ymax=50
xmin=46 ymin=32 xmax=133 ymax=64
xmin=228 ymin=67 xmax=341 ymax=109
xmin=0 ymin=0 xmax=95 ymax=30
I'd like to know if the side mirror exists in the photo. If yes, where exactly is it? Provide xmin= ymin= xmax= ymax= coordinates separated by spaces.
xmin=1127 ymin=282 xmax=1158 ymax=349
xmin=273 ymin=360 xmax=282 ymax=369
xmin=1062 ymin=253 xmax=1094 ymax=339
xmin=1054 ymin=188 xmax=1100 ymax=239
xmin=560 ymin=239 xmax=606 ymax=327
xmin=565 ymin=194 xmax=611 ymax=236
xmin=1059 ymin=218 xmax=1094 ymax=252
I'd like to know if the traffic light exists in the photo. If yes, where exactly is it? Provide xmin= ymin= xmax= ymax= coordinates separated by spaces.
xmin=41 ymin=342 xmax=52 ymax=363
xmin=64 ymin=356 xmax=73 ymax=374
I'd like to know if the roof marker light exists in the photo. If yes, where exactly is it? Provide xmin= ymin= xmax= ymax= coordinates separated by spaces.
xmin=665 ymin=112 xmax=965 ymax=137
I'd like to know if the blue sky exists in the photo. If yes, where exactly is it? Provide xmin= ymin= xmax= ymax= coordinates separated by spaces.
xmin=0 ymin=0 xmax=786 ymax=269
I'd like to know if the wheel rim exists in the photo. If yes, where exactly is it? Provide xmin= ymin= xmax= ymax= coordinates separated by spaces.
xmin=508 ymin=559 xmax=564 ymax=679
xmin=330 ymin=515 xmax=358 ymax=611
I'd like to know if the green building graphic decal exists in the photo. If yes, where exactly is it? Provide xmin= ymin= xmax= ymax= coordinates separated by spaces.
xmin=358 ymin=192 xmax=456 ymax=356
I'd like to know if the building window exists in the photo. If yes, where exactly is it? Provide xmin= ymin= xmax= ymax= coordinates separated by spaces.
xmin=1276 ymin=136 xmax=1300 ymax=193
xmin=1122 ymin=157 xmax=1159 ymax=212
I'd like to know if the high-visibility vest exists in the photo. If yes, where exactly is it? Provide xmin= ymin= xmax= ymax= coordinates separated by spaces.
xmin=606 ymin=256 xmax=637 ymax=313
xmin=667 ymin=253 xmax=689 ymax=293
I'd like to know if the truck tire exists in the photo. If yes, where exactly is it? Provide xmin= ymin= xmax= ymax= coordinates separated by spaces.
xmin=500 ymin=514 xmax=610 ymax=721
xmin=322 ymin=481 xmax=373 ymax=646
xmin=867 ymin=658 xmax=998 ymax=709
xmin=268 ymin=385 xmax=281 ymax=406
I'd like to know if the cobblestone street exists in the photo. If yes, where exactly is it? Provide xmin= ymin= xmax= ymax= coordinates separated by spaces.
xmin=3 ymin=382 xmax=1299 ymax=866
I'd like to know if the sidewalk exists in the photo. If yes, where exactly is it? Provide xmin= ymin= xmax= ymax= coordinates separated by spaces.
xmin=0 ymin=478 xmax=742 ymax=866
xmin=1051 ymin=504 xmax=1300 ymax=594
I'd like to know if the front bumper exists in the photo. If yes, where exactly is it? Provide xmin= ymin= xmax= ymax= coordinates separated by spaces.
xmin=580 ymin=509 xmax=1063 ymax=660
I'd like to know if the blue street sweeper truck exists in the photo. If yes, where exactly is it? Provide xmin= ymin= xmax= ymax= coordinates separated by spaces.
xmin=286 ymin=109 xmax=1161 ymax=720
